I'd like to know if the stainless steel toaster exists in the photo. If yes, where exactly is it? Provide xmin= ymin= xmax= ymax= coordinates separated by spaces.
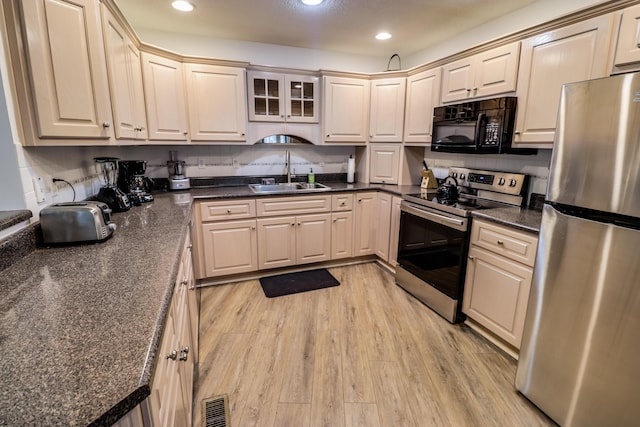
xmin=39 ymin=201 xmax=117 ymax=244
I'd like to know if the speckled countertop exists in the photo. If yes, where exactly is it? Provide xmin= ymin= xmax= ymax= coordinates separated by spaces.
xmin=472 ymin=207 xmax=543 ymax=234
xmin=0 ymin=182 xmax=539 ymax=426
xmin=0 ymin=209 xmax=32 ymax=232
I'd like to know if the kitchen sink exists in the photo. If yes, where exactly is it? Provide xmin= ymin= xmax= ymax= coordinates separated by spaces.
xmin=248 ymin=182 xmax=331 ymax=194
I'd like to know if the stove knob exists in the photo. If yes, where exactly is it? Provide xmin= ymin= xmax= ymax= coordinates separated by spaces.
xmin=452 ymin=172 xmax=458 ymax=178
xmin=459 ymin=174 xmax=466 ymax=181
xmin=509 ymin=179 xmax=517 ymax=187
xmin=498 ymin=178 xmax=506 ymax=185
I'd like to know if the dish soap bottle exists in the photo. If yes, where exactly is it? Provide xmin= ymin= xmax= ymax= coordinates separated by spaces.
xmin=308 ymin=168 xmax=315 ymax=184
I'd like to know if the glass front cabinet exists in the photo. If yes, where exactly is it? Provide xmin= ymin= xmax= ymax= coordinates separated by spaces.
xmin=248 ymin=71 xmax=319 ymax=123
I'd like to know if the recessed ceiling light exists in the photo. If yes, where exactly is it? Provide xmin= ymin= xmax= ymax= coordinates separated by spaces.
xmin=301 ymin=0 xmax=324 ymax=5
xmin=376 ymin=32 xmax=392 ymax=40
xmin=172 ymin=1 xmax=194 ymax=12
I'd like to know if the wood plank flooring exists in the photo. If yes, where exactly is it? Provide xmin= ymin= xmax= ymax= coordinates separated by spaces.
xmin=194 ymin=262 xmax=555 ymax=427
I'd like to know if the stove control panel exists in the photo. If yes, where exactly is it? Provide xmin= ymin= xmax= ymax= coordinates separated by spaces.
xmin=449 ymin=167 xmax=527 ymax=196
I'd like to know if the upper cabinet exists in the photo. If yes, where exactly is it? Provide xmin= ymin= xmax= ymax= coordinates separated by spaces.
xmin=403 ymin=67 xmax=441 ymax=144
xmin=322 ymin=75 xmax=370 ymax=143
xmin=613 ymin=4 xmax=640 ymax=73
xmin=513 ymin=14 xmax=616 ymax=147
xmin=247 ymin=71 xmax=319 ymax=123
xmin=101 ymin=5 xmax=147 ymax=141
xmin=141 ymin=52 xmax=189 ymax=141
xmin=441 ymin=42 xmax=520 ymax=103
xmin=369 ymin=77 xmax=406 ymax=143
xmin=184 ymin=63 xmax=247 ymax=142
xmin=18 ymin=0 xmax=113 ymax=141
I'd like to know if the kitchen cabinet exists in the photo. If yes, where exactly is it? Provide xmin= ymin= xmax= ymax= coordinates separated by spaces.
xmin=331 ymin=193 xmax=354 ymax=260
xmin=17 ymin=0 xmax=113 ymax=141
xmin=141 ymin=52 xmax=189 ymax=141
xmin=374 ymin=192 xmax=393 ymax=261
xmin=441 ymin=42 xmax=520 ymax=103
xmin=513 ymin=14 xmax=616 ymax=147
xmin=198 ymin=199 xmax=258 ymax=277
xmin=612 ymin=4 xmax=640 ymax=73
xmin=322 ymin=75 xmax=370 ymax=143
xmin=147 ymin=236 xmax=197 ymax=427
xmin=369 ymin=77 xmax=406 ymax=142
xmin=353 ymin=192 xmax=377 ymax=256
xmin=403 ymin=68 xmax=441 ymax=144
xmin=184 ymin=63 xmax=247 ymax=142
xmin=369 ymin=144 xmax=400 ymax=184
xmin=256 ymin=195 xmax=331 ymax=268
xmin=388 ymin=196 xmax=402 ymax=266
xmin=463 ymin=219 xmax=538 ymax=352
xmin=248 ymin=71 xmax=319 ymax=123
xmin=101 ymin=5 xmax=147 ymax=141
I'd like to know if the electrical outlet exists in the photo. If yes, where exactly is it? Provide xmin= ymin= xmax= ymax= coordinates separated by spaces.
xmin=232 ymin=158 xmax=240 ymax=169
xmin=32 ymin=176 xmax=46 ymax=203
xmin=198 ymin=158 xmax=205 ymax=169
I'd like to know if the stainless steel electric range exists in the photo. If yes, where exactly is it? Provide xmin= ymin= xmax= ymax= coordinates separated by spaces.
xmin=395 ymin=167 xmax=529 ymax=323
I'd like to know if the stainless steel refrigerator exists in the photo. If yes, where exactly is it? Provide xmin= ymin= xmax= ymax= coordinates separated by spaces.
xmin=516 ymin=72 xmax=640 ymax=426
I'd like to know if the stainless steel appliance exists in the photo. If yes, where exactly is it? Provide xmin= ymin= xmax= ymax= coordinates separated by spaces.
xmin=431 ymin=97 xmax=536 ymax=154
xmin=94 ymin=157 xmax=130 ymax=212
xmin=167 ymin=151 xmax=190 ymax=191
xmin=40 ymin=201 xmax=116 ymax=244
xmin=516 ymin=73 xmax=640 ymax=427
xmin=396 ymin=167 xmax=528 ymax=323
xmin=118 ymin=160 xmax=154 ymax=205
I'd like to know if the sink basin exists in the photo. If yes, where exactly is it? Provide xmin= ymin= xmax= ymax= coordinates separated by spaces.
xmin=249 ymin=182 xmax=331 ymax=194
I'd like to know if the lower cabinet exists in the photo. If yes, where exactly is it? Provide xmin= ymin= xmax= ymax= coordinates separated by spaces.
xmin=462 ymin=219 xmax=538 ymax=352
xmin=201 ymin=219 xmax=258 ymax=276
xmin=331 ymin=211 xmax=353 ymax=260
xmin=388 ymin=196 xmax=402 ymax=267
xmin=374 ymin=192 xmax=393 ymax=261
xmin=353 ymin=192 xmax=377 ymax=256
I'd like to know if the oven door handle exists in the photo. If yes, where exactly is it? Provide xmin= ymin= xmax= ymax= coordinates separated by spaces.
xmin=401 ymin=203 xmax=467 ymax=231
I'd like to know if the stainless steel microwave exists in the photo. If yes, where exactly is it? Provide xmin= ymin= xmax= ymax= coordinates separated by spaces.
xmin=431 ymin=97 xmax=535 ymax=154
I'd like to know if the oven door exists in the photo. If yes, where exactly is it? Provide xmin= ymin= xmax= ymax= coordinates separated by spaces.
xmin=397 ymin=201 xmax=469 ymax=300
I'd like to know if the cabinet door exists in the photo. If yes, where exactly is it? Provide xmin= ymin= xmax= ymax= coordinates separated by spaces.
xmin=21 ymin=0 xmax=113 ymax=139
xmin=202 ymin=219 xmax=257 ymax=276
xmin=369 ymin=77 xmax=406 ymax=142
xmin=257 ymin=216 xmax=296 ymax=269
xmin=441 ymin=57 xmax=475 ymax=103
xmin=513 ymin=14 xmax=615 ymax=147
xmin=101 ymin=5 xmax=147 ymax=140
xmin=285 ymin=75 xmax=319 ymax=123
xmin=247 ymin=71 xmax=284 ymax=121
xmin=463 ymin=246 xmax=533 ymax=349
xmin=184 ymin=63 xmax=247 ymax=141
xmin=374 ymin=192 xmax=393 ymax=261
xmin=369 ymin=145 xmax=400 ymax=184
xmin=404 ymin=68 xmax=441 ymax=144
xmin=323 ymin=76 xmax=370 ymax=143
xmin=331 ymin=211 xmax=353 ymax=260
xmin=354 ymin=192 xmax=377 ymax=256
xmin=296 ymin=213 xmax=331 ymax=264
xmin=142 ymin=53 xmax=189 ymax=141
xmin=388 ymin=196 xmax=402 ymax=266
xmin=613 ymin=4 xmax=640 ymax=71
xmin=474 ymin=42 xmax=520 ymax=98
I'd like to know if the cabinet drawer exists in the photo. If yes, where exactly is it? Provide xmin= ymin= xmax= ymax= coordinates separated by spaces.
xmin=471 ymin=219 xmax=538 ymax=267
xmin=257 ymin=195 xmax=331 ymax=216
xmin=332 ymin=193 xmax=354 ymax=211
xmin=199 ymin=199 xmax=256 ymax=221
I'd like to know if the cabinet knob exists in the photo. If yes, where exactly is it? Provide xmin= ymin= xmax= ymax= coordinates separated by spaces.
xmin=333 ymin=219 xmax=337 ymax=223
xmin=514 ymin=130 xmax=521 ymax=135
xmin=102 ymin=121 xmax=111 ymax=128
xmin=468 ymin=255 xmax=475 ymax=260
xmin=291 ymin=223 xmax=295 ymax=226
xmin=251 ymin=225 xmax=256 ymax=230
xmin=297 ymin=222 xmax=301 ymax=226
xmin=183 ymin=131 xmax=188 ymax=135
xmin=326 ymin=134 xmax=330 ymax=138
xmin=179 ymin=351 xmax=188 ymax=362
xmin=340 ymin=202 xmax=345 ymax=206
xmin=497 ymin=240 xmax=504 ymax=245
xmin=181 ymin=278 xmax=188 ymax=286
xmin=227 ymin=209 xmax=232 ymax=214
xmin=166 ymin=350 xmax=177 ymax=360
xmin=181 ymin=346 xmax=189 ymax=354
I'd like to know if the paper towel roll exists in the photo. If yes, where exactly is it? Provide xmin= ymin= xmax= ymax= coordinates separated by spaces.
xmin=347 ymin=156 xmax=355 ymax=183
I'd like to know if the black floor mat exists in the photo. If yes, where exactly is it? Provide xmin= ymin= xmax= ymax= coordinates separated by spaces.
xmin=259 ymin=268 xmax=340 ymax=298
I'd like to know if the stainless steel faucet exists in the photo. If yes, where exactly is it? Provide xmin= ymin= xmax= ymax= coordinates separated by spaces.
xmin=285 ymin=150 xmax=295 ymax=183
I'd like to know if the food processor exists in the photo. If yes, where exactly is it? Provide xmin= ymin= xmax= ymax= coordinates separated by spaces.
xmin=167 ymin=151 xmax=190 ymax=190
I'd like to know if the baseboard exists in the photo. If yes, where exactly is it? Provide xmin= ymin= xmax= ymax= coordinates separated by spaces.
xmin=464 ymin=317 xmax=520 ymax=360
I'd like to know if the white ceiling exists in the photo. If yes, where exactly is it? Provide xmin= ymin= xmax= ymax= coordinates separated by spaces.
xmin=115 ymin=0 xmax=539 ymax=58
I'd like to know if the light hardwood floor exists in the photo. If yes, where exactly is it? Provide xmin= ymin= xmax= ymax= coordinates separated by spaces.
xmin=194 ymin=262 xmax=555 ymax=427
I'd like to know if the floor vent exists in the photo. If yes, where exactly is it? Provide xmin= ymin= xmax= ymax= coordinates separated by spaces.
xmin=202 ymin=394 xmax=230 ymax=427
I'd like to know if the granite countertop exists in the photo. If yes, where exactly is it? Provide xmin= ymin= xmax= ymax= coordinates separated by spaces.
xmin=0 ymin=209 xmax=32 ymax=232
xmin=472 ymin=207 xmax=543 ymax=234
xmin=0 ymin=194 xmax=191 ymax=426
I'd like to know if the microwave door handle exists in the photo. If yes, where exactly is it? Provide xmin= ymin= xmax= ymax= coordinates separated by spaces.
xmin=475 ymin=113 xmax=486 ymax=148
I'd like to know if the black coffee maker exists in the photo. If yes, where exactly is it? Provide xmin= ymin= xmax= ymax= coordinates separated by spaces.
xmin=118 ymin=160 xmax=154 ymax=205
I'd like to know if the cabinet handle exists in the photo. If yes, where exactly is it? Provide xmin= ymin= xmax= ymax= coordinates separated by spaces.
xmin=102 ymin=121 xmax=111 ymax=128
xmin=497 ymin=240 xmax=504 ymax=245
xmin=166 ymin=350 xmax=177 ymax=360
